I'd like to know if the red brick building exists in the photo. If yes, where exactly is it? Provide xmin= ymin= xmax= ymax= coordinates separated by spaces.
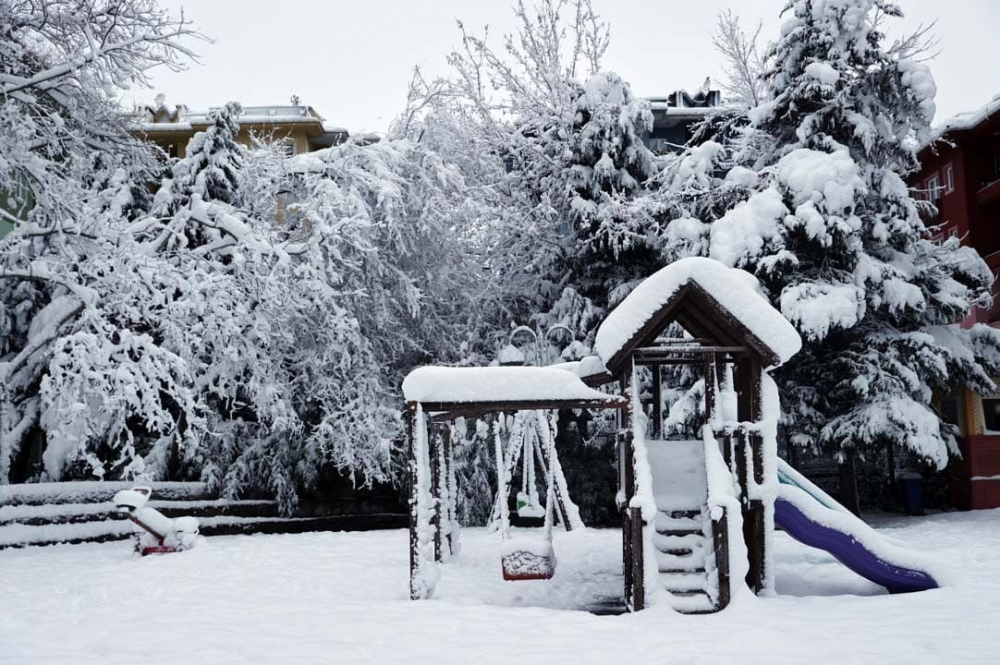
xmin=910 ymin=93 xmax=1000 ymax=509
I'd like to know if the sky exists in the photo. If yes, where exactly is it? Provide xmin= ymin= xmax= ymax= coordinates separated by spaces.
xmin=139 ymin=0 xmax=1000 ymax=135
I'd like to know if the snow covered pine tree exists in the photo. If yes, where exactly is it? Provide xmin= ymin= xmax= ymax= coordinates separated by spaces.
xmin=669 ymin=0 xmax=1000 ymax=507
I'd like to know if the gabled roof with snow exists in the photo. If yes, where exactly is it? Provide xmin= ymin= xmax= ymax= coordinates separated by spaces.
xmin=594 ymin=258 xmax=801 ymax=372
xmin=402 ymin=366 xmax=623 ymax=412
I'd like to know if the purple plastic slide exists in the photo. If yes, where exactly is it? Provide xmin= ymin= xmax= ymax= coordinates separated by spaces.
xmin=774 ymin=490 xmax=939 ymax=594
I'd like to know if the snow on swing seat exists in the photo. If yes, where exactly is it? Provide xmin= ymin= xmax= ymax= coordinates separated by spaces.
xmin=402 ymin=365 xmax=618 ymax=406
xmin=500 ymin=538 xmax=556 ymax=581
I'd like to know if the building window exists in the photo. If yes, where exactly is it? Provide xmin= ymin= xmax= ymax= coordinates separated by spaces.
xmin=982 ymin=398 xmax=1000 ymax=434
xmin=941 ymin=397 xmax=960 ymax=426
xmin=281 ymin=139 xmax=296 ymax=157
xmin=926 ymin=174 xmax=941 ymax=201
xmin=944 ymin=163 xmax=954 ymax=194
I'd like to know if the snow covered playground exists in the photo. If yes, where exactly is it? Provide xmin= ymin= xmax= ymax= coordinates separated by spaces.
xmin=3 ymin=258 xmax=999 ymax=664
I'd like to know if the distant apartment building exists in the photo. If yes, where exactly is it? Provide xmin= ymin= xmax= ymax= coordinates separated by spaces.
xmin=641 ymin=87 xmax=724 ymax=154
xmin=909 ymin=93 xmax=1000 ymax=510
xmin=133 ymin=95 xmax=353 ymax=159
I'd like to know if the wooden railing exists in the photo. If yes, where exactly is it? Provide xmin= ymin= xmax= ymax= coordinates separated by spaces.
xmin=711 ymin=509 xmax=731 ymax=610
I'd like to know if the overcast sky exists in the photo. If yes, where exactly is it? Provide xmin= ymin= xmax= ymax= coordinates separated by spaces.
xmin=139 ymin=0 xmax=1000 ymax=134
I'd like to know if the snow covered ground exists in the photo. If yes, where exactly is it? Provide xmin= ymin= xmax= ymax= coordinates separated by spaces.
xmin=2 ymin=510 xmax=998 ymax=665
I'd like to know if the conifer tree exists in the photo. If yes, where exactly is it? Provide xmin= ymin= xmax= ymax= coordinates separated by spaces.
xmin=689 ymin=0 xmax=1000 ymax=484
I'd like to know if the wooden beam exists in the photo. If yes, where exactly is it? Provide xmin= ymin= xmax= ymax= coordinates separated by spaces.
xmin=653 ymin=337 xmax=714 ymax=345
xmin=634 ymin=357 xmax=703 ymax=366
xmin=651 ymin=364 xmax=662 ymax=439
xmin=418 ymin=397 xmax=627 ymax=423
xmin=636 ymin=345 xmax=749 ymax=355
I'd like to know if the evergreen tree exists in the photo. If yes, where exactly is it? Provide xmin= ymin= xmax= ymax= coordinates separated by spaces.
xmin=677 ymin=0 xmax=1000 ymax=481
xmin=562 ymin=72 xmax=659 ymax=308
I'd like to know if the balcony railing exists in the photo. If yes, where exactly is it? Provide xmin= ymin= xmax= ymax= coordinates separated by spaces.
xmin=978 ymin=178 xmax=1000 ymax=205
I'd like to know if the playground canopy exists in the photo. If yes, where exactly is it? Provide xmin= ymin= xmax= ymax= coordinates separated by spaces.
xmin=403 ymin=365 xmax=625 ymax=420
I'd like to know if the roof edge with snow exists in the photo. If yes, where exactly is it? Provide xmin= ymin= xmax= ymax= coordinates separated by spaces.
xmin=402 ymin=366 xmax=625 ymax=415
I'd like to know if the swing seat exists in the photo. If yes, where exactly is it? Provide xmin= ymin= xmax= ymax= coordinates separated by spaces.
xmin=510 ymin=513 xmax=545 ymax=528
xmin=500 ymin=538 xmax=556 ymax=581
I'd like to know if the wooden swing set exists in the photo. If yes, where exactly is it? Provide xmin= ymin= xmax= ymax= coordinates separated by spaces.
xmin=402 ymin=366 xmax=625 ymax=599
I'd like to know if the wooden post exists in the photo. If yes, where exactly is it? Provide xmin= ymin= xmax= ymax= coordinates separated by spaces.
xmin=712 ymin=510 xmax=731 ymax=611
xmin=736 ymin=356 xmax=765 ymax=593
xmin=630 ymin=505 xmax=645 ymax=611
xmin=430 ymin=428 xmax=442 ymax=562
xmin=620 ymin=429 xmax=635 ymax=608
xmin=704 ymin=353 xmax=717 ymax=421
xmin=406 ymin=405 xmax=420 ymax=600
xmin=650 ymin=364 xmax=662 ymax=439
xmin=443 ymin=425 xmax=455 ymax=555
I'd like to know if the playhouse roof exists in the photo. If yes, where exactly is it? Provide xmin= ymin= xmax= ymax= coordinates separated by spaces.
xmin=594 ymin=258 xmax=801 ymax=372
xmin=402 ymin=365 xmax=623 ymax=413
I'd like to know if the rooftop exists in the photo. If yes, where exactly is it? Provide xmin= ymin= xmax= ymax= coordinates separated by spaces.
xmin=644 ymin=88 xmax=725 ymax=115
xmin=928 ymin=92 xmax=1000 ymax=143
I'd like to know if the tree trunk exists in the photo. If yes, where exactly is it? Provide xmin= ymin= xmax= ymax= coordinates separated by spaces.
xmin=839 ymin=450 xmax=861 ymax=516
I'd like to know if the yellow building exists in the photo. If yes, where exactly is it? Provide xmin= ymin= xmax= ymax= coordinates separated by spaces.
xmin=133 ymin=97 xmax=352 ymax=158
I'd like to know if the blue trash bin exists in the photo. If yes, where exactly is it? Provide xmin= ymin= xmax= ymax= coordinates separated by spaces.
xmin=898 ymin=472 xmax=924 ymax=516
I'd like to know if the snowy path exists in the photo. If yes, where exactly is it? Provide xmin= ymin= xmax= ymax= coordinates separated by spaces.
xmin=2 ymin=511 xmax=998 ymax=664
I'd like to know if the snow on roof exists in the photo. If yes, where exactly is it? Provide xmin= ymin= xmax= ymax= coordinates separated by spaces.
xmin=134 ymin=105 xmax=346 ymax=132
xmin=646 ymin=104 xmax=720 ymax=116
xmin=322 ymin=122 xmax=349 ymax=134
xmin=930 ymin=92 xmax=1000 ymax=141
xmin=548 ymin=356 xmax=610 ymax=381
xmin=402 ymin=366 xmax=619 ymax=406
xmin=136 ymin=122 xmax=194 ymax=132
xmin=594 ymin=257 xmax=802 ymax=369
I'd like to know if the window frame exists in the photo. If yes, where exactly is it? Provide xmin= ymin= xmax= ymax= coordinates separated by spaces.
xmin=944 ymin=163 xmax=954 ymax=194
xmin=926 ymin=174 xmax=941 ymax=201
xmin=982 ymin=397 xmax=1000 ymax=434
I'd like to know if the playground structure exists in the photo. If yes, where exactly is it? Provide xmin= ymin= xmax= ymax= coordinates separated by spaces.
xmin=403 ymin=257 xmax=943 ymax=613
